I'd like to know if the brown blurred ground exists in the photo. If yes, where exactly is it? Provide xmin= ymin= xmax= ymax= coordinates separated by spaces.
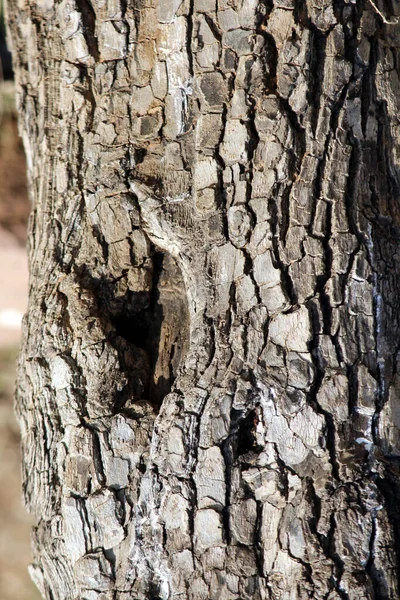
xmin=0 ymin=81 xmax=41 ymax=600
xmin=0 ymin=82 xmax=30 ymax=245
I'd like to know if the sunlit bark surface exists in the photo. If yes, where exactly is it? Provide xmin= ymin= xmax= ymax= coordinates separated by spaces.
xmin=6 ymin=0 xmax=400 ymax=598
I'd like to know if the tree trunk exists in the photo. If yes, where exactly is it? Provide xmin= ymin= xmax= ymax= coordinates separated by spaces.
xmin=6 ymin=0 xmax=400 ymax=597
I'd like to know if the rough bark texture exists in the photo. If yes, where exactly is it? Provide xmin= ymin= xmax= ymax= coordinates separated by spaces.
xmin=6 ymin=0 xmax=400 ymax=598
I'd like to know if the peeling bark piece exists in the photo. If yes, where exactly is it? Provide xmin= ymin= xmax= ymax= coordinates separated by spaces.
xmin=194 ymin=509 xmax=224 ymax=552
xmin=194 ymin=157 xmax=219 ymax=191
xmin=269 ymin=306 xmax=312 ymax=352
xmin=230 ymin=499 xmax=257 ymax=546
xmin=217 ymin=8 xmax=240 ymax=32
xmin=62 ymin=498 xmax=87 ymax=563
xmin=227 ymin=205 xmax=252 ymax=248
xmin=261 ymin=502 xmax=280 ymax=573
xmin=223 ymin=28 xmax=252 ymax=56
xmin=158 ymin=0 xmax=183 ymax=23
xmin=74 ymin=553 xmax=113 ymax=591
xmin=86 ymin=491 xmax=125 ymax=550
xmin=198 ymin=72 xmax=228 ymax=109
xmin=194 ymin=447 xmax=226 ymax=509
xmin=220 ymin=119 xmax=248 ymax=165
xmin=195 ymin=113 xmax=223 ymax=149
xmin=98 ymin=21 xmax=127 ymax=61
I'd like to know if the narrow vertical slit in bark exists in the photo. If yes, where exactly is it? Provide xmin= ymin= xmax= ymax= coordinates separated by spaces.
xmin=256 ymin=29 xmax=278 ymax=94
xmin=74 ymin=0 xmax=100 ymax=61
xmin=256 ymin=0 xmax=274 ymax=45
xmin=375 ymin=474 xmax=400 ymax=593
xmin=92 ymin=225 xmax=109 ymax=262
xmin=326 ymin=514 xmax=349 ymax=600
xmin=245 ymin=92 xmax=260 ymax=183
xmin=268 ymin=196 xmax=297 ymax=305
xmin=220 ymin=438 xmax=233 ymax=546
xmin=308 ymin=29 xmax=327 ymax=135
xmin=279 ymin=183 xmax=291 ymax=247
xmin=343 ymin=142 xmax=362 ymax=248
xmin=315 ymin=200 xmax=333 ymax=334
xmin=347 ymin=363 xmax=358 ymax=419
xmin=308 ymin=373 xmax=341 ymax=482
xmin=92 ymin=429 xmax=106 ymax=486
xmin=187 ymin=0 xmax=195 ymax=76
xmin=365 ymin=504 xmax=386 ymax=600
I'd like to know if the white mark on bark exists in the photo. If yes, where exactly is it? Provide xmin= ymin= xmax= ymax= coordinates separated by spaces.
xmin=366 ymin=0 xmax=399 ymax=24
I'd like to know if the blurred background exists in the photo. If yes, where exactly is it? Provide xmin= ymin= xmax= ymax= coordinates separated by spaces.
xmin=0 ymin=2 xmax=41 ymax=598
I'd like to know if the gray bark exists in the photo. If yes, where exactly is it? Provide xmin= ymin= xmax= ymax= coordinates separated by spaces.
xmin=6 ymin=0 xmax=400 ymax=598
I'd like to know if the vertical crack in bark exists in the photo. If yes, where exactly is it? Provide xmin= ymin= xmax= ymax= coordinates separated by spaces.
xmin=268 ymin=195 xmax=298 ymax=305
xmin=256 ymin=2 xmax=278 ymax=94
xmin=74 ymin=0 xmax=100 ymax=62
xmin=308 ymin=27 xmax=328 ymax=137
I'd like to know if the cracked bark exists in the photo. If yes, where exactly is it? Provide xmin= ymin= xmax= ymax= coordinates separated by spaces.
xmin=6 ymin=0 xmax=400 ymax=598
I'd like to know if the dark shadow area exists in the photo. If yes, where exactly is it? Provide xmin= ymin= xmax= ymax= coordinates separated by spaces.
xmin=229 ymin=407 xmax=263 ymax=461
xmin=0 ymin=5 xmax=13 ymax=80
xmin=235 ymin=408 xmax=260 ymax=457
xmin=75 ymin=246 xmax=190 ymax=414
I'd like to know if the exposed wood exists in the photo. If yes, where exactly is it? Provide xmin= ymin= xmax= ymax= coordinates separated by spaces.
xmin=6 ymin=0 xmax=400 ymax=598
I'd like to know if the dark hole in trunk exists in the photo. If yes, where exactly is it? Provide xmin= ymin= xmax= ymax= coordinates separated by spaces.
xmin=110 ymin=249 xmax=189 ymax=410
xmin=231 ymin=408 xmax=263 ymax=459
xmin=75 ymin=245 xmax=189 ymax=414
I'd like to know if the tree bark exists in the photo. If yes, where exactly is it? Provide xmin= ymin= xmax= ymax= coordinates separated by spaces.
xmin=6 ymin=0 xmax=400 ymax=598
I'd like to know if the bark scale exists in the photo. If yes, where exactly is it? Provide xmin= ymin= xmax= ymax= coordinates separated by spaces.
xmin=6 ymin=0 xmax=400 ymax=598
